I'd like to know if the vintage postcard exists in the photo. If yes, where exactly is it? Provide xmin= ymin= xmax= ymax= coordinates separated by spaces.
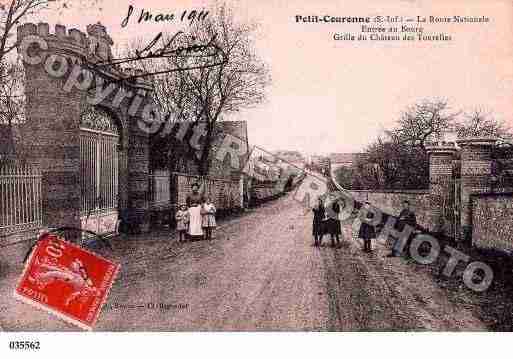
xmin=0 ymin=0 xmax=512 ymax=348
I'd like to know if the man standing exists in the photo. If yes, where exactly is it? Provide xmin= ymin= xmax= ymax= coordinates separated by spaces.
xmin=387 ymin=200 xmax=417 ymax=257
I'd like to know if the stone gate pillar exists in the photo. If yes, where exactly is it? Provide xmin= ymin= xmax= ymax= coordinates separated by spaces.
xmin=456 ymin=137 xmax=497 ymax=243
xmin=426 ymin=144 xmax=457 ymax=236
xmin=126 ymin=109 xmax=152 ymax=233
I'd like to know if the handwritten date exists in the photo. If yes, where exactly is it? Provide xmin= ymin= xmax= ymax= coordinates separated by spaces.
xmin=122 ymin=5 xmax=209 ymax=27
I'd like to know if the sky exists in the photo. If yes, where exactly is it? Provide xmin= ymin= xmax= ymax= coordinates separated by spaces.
xmin=21 ymin=0 xmax=513 ymax=155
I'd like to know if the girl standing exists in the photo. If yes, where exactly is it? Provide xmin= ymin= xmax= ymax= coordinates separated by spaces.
xmin=358 ymin=201 xmax=376 ymax=252
xmin=312 ymin=197 xmax=326 ymax=247
xmin=201 ymin=197 xmax=217 ymax=240
xmin=175 ymin=204 xmax=189 ymax=242
xmin=326 ymin=200 xmax=342 ymax=248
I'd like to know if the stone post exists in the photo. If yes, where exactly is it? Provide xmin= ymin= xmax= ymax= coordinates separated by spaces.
xmin=456 ymin=137 xmax=497 ymax=243
xmin=426 ymin=144 xmax=458 ymax=236
xmin=126 ymin=114 xmax=152 ymax=233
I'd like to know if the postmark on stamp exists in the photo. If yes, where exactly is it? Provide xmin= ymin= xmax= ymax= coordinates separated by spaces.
xmin=14 ymin=233 xmax=120 ymax=331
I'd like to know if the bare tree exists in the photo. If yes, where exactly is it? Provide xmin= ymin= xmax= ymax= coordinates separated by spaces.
xmin=348 ymin=99 xmax=456 ymax=190
xmin=352 ymin=99 xmax=512 ymax=190
xmin=0 ymin=1 xmax=56 ymax=162
xmin=0 ymin=0 xmax=75 ymax=163
xmin=0 ymin=58 xmax=24 ymax=127
xmin=455 ymin=108 xmax=511 ymax=139
xmin=125 ymin=3 xmax=270 ymax=175
xmin=0 ymin=0 xmax=55 ymax=109
xmin=0 ymin=1 xmax=58 ymax=65
xmin=353 ymin=132 xmax=430 ymax=190
xmin=391 ymin=98 xmax=459 ymax=150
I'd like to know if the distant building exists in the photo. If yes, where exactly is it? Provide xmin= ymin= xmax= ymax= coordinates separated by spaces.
xmin=211 ymin=120 xmax=249 ymax=180
xmin=311 ymin=155 xmax=329 ymax=166
xmin=310 ymin=155 xmax=330 ymax=176
xmin=329 ymin=152 xmax=367 ymax=174
xmin=274 ymin=150 xmax=306 ymax=169
xmin=329 ymin=153 xmax=355 ymax=167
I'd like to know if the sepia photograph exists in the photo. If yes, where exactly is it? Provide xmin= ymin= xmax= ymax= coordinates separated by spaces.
xmin=0 ymin=0 xmax=512 ymax=357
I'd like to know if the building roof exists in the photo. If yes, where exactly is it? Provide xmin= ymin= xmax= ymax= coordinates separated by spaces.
xmin=329 ymin=153 xmax=356 ymax=164
xmin=216 ymin=121 xmax=248 ymax=143
xmin=328 ymin=152 xmax=369 ymax=166
xmin=273 ymin=150 xmax=305 ymax=163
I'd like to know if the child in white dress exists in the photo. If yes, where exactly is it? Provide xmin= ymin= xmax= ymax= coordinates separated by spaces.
xmin=188 ymin=203 xmax=204 ymax=240
xmin=175 ymin=204 xmax=189 ymax=242
xmin=201 ymin=197 xmax=217 ymax=240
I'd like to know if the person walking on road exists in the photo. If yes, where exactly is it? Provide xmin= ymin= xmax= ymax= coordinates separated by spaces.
xmin=358 ymin=201 xmax=376 ymax=252
xmin=312 ymin=197 xmax=326 ymax=247
xmin=387 ymin=200 xmax=417 ymax=257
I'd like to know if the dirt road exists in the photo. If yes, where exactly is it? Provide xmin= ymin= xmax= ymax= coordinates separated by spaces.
xmin=0 ymin=194 xmax=486 ymax=331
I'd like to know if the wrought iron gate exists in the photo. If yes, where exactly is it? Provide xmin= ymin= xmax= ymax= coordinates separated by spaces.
xmin=80 ymin=108 xmax=119 ymax=235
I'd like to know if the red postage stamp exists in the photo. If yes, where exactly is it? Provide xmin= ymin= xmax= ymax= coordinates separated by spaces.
xmin=14 ymin=233 xmax=120 ymax=330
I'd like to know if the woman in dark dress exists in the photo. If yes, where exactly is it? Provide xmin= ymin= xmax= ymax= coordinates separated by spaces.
xmin=186 ymin=183 xmax=204 ymax=208
xmin=326 ymin=200 xmax=342 ymax=247
xmin=312 ymin=198 xmax=326 ymax=247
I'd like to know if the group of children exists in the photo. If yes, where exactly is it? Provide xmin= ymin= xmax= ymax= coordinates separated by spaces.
xmin=175 ymin=197 xmax=217 ymax=242
xmin=313 ymin=198 xmax=418 ymax=256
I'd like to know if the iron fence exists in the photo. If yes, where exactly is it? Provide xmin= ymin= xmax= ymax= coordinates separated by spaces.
xmin=0 ymin=162 xmax=42 ymax=236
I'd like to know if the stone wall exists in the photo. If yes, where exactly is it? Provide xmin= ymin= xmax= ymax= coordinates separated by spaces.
xmin=471 ymin=193 xmax=513 ymax=252
xmin=349 ymin=190 xmax=434 ymax=231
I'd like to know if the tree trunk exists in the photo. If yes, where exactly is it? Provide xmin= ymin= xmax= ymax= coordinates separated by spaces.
xmin=197 ymin=124 xmax=214 ymax=176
